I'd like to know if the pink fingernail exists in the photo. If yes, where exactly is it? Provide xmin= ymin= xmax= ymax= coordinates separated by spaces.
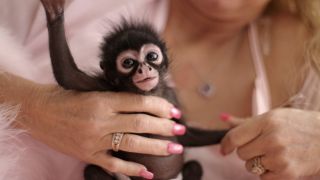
xmin=139 ymin=169 xmax=154 ymax=179
xmin=173 ymin=123 xmax=186 ymax=135
xmin=167 ymin=143 xmax=184 ymax=154
xmin=170 ymin=107 xmax=182 ymax=119
xmin=220 ymin=148 xmax=226 ymax=156
xmin=220 ymin=113 xmax=230 ymax=121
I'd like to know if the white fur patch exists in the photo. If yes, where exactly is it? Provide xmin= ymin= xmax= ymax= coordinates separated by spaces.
xmin=0 ymin=104 xmax=23 ymax=180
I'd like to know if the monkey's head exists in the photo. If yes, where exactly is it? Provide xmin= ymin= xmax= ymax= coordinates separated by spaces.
xmin=100 ymin=20 xmax=169 ymax=94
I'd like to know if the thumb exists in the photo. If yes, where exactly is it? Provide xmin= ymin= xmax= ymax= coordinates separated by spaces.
xmin=220 ymin=113 xmax=247 ymax=128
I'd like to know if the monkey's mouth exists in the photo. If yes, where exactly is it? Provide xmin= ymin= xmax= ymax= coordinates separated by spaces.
xmin=134 ymin=76 xmax=159 ymax=91
xmin=137 ymin=76 xmax=156 ymax=83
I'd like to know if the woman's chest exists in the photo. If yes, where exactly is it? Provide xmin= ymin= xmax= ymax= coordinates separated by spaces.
xmin=169 ymin=55 xmax=256 ymax=129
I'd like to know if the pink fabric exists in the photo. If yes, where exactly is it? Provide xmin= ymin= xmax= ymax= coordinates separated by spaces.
xmin=249 ymin=23 xmax=272 ymax=115
xmin=2 ymin=0 xmax=314 ymax=180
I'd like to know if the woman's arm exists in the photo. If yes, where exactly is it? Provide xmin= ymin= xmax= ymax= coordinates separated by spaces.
xmin=0 ymin=72 xmax=185 ymax=177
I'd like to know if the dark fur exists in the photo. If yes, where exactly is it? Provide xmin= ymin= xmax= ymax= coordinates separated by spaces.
xmin=40 ymin=0 xmax=228 ymax=179
xmin=100 ymin=20 xmax=169 ymax=95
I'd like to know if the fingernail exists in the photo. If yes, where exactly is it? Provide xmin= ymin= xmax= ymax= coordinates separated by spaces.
xmin=139 ymin=169 xmax=154 ymax=179
xmin=173 ymin=123 xmax=186 ymax=135
xmin=170 ymin=107 xmax=182 ymax=119
xmin=220 ymin=113 xmax=230 ymax=122
xmin=220 ymin=148 xmax=226 ymax=156
xmin=167 ymin=143 xmax=184 ymax=154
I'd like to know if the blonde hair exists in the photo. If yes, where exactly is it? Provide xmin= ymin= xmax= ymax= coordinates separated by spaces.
xmin=267 ymin=0 xmax=320 ymax=72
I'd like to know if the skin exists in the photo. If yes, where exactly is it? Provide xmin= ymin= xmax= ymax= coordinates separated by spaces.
xmin=118 ymin=44 xmax=162 ymax=91
xmin=164 ymin=0 xmax=320 ymax=179
xmin=221 ymin=110 xmax=320 ymax=179
xmin=0 ymin=72 xmax=179 ymax=177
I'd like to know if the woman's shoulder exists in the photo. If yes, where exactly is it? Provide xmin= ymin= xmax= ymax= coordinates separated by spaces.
xmin=269 ymin=12 xmax=310 ymax=55
xmin=257 ymin=12 xmax=311 ymax=107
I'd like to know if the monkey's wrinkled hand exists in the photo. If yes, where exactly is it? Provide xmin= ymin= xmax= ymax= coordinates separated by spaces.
xmin=8 ymin=74 xmax=184 ymax=178
xmin=220 ymin=108 xmax=320 ymax=180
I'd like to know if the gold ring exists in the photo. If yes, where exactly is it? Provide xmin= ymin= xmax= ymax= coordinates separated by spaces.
xmin=251 ymin=156 xmax=266 ymax=175
xmin=111 ymin=132 xmax=124 ymax=152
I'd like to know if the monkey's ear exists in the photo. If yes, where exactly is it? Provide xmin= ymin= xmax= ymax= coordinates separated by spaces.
xmin=99 ymin=61 xmax=104 ymax=70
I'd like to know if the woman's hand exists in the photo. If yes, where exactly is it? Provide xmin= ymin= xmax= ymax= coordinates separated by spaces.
xmin=220 ymin=108 xmax=320 ymax=180
xmin=1 ymin=72 xmax=184 ymax=179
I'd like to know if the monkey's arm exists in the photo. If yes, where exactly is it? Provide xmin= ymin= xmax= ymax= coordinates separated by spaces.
xmin=40 ymin=0 xmax=104 ymax=91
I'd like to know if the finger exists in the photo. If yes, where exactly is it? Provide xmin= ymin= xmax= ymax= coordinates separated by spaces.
xmin=119 ymin=134 xmax=182 ymax=156
xmin=221 ymin=115 xmax=264 ymax=155
xmin=109 ymin=114 xmax=184 ymax=136
xmin=93 ymin=152 xmax=154 ymax=179
xmin=261 ymin=171 xmax=284 ymax=180
xmin=100 ymin=133 xmax=183 ymax=156
xmin=220 ymin=113 xmax=247 ymax=127
xmin=108 ymin=93 xmax=178 ymax=119
xmin=236 ymin=133 xmax=269 ymax=161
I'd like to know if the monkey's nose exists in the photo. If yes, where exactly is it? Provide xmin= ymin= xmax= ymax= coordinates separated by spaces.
xmin=138 ymin=63 xmax=153 ymax=75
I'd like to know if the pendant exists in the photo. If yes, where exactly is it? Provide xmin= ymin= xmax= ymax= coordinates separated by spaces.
xmin=198 ymin=83 xmax=214 ymax=98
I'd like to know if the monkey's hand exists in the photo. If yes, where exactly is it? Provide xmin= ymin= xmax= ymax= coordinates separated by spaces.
xmin=2 ymin=72 xmax=186 ymax=178
xmin=40 ymin=0 xmax=65 ymax=23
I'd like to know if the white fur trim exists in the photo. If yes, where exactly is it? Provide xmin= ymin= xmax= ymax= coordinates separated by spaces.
xmin=0 ymin=104 xmax=23 ymax=180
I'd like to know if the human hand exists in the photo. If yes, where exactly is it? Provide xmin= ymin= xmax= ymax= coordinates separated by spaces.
xmin=220 ymin=108 xmax=320 ymax=180
xmin=4 ymin=73 xmax=184 ymax=179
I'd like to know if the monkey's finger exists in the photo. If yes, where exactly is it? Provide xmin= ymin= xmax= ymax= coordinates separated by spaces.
xmin=93 ymin=152 xmax=153 ymax=179
xmin=109 ymin=113 xmax=184 ymax=136
xmin=100 ymin=133 xmax=181 ymax=156
xmin=108 ymin=93 xmax=176 ymax=119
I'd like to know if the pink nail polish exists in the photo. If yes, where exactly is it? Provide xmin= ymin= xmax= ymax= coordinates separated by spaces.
xmin=139 ymin=169 xmax=154 ymax=179
xmin=220 ymin=148 xmax=226 ymax=156
xmin=170 ymin=107 xmax=182 ymax=119
xmin=173 ymin=124 xmax=186 ymax=135
xmin=220 ymin=113 xmax=230 ymax=121
xmin=167 ymin=143 xmax=184 ymax=154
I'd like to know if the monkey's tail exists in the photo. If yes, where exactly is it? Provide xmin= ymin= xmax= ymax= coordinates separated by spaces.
xmin=178 ymin=127 xmax=228 ymax=147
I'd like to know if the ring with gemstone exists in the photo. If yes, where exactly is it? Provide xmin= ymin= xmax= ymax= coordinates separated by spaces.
xmin=111 ymin=132 xmax=124 ymax=152
xmin=250 ymin=156 xmax=266 ymax=175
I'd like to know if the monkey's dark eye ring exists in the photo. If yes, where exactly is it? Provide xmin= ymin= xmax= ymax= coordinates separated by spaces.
xmin=146 ymin=52 xmax=158 ymax=62
xmin=122 ymin=58 xmax=136 ymax=69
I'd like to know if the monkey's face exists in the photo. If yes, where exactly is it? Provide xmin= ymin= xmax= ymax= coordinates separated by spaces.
xmin=100 ymin=21 xmax=169 ymax=93
xmin=116 ymin=43 xmax=162 ymax=91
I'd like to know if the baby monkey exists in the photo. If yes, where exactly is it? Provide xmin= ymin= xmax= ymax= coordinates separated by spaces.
xmin=40 ymin=0 xmax=227 ymax=180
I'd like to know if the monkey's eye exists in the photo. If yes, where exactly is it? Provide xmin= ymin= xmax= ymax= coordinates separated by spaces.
xmin=146 ymin=52 xmax=158 ymax=62
xmin=122 ymin=58 xmax=136 ymax=69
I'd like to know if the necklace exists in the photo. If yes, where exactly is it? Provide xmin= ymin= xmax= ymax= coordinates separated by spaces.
xmin=199 ymin=82 xmax=215 ymax=98
xmin=189 ymin=61 xmax=220 ymax=98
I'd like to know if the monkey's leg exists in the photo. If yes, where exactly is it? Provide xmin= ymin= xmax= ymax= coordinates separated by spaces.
xmin=84 ymin=165 xmax=116 ymax=180
xmin=182 ymin=160 xmax=203 ymax=180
